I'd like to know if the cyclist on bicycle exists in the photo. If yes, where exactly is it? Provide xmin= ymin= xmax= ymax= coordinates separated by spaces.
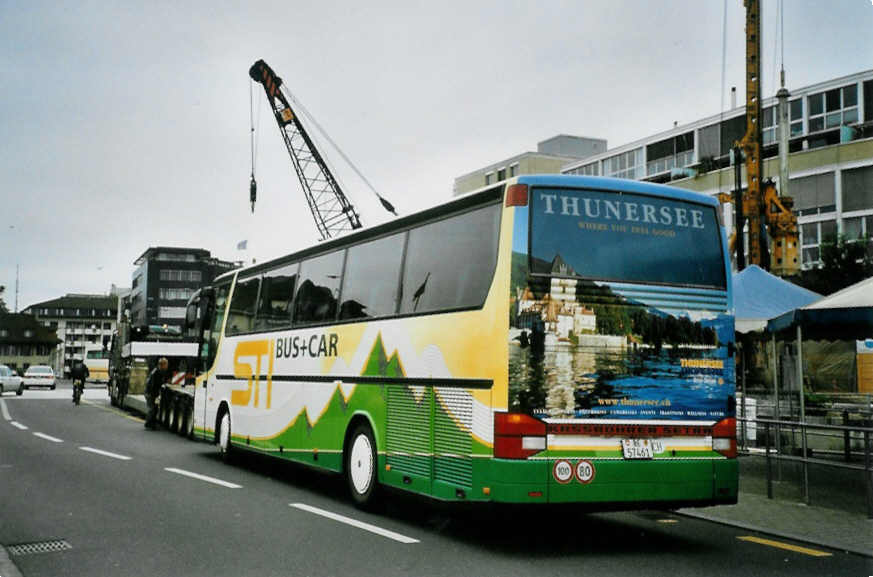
xmin=70 ymin=360 xmax=89 ymax=403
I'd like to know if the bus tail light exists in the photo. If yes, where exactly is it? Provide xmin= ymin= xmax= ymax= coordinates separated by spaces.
xmin=712 ymin=417 xmax=737 ymax=458
xmin=494 ymin=412 xmax=546 ymax=459
xmin=505 ymin=184 xmax=528 ymax=207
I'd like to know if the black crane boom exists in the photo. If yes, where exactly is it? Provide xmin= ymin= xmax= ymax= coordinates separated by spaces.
xmin=249 ymin=59 xmax=362 ymax=240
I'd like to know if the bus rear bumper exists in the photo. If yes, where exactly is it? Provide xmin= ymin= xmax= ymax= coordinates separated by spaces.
xmin=484 ymin=457 xmax=738 ymax=507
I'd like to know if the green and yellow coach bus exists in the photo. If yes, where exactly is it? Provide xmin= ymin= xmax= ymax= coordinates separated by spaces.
xmin=185 ymin=174 xmax=737 ymax=508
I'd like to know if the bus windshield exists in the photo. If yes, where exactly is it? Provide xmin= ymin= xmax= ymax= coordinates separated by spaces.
xmin=529 ymin=187 xmax=726 ymax=288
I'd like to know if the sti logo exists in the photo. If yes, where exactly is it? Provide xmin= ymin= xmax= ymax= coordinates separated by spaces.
xmin=232 ymin=340 xmax=274 ymax=409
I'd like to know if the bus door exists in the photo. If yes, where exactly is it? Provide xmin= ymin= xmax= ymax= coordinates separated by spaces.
xmin=186 ymin=288 xmax=212 ymax=439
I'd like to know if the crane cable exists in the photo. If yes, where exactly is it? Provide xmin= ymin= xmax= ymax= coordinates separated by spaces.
xmin=249 ymin=79 xmax=262 ymax=213
xmin=286 ymin=89 xmax=398 ymax=217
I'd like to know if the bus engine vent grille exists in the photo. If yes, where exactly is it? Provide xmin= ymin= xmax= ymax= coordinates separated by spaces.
xmin=433 ymin=388 xmax=473 ymax=488
xmin=8 ymin=540 xmax=72 ymax=556
xmin=386 ymin=384 xmax=430 ymax=478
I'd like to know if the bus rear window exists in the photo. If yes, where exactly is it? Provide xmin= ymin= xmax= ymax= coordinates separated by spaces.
xmin=530 ymin=187 xmax=726 ymax=288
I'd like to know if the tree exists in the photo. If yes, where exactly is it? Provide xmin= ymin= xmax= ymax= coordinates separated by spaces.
xmin=0 ymin=285 xmax=8 ymax=314
xmin=798 ymin=234 xmax=873 ymax=295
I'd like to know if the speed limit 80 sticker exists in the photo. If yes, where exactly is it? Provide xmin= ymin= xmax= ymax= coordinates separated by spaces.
xmin=552 ymin=459 xmax=596 ymax=484
xmin=574 ymin=460 xmax=595 ymax=484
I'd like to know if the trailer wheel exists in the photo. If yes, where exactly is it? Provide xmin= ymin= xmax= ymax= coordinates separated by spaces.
xmin=345 ymin=421 xmax=379 ymax=508
xmin=184 ymin=404 xmax=195 ymax=439
xmin=169 ymin=402 xmax=179 ymax=433
xmin=161 ymin=396 xmax=172 ymax=429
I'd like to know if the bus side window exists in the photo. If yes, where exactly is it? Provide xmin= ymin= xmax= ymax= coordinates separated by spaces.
xmin=226 ymin=277 xmax=260 ymax=335
xmin=400 ymin=203 xmax=501 ymax=314
xmin=340 ymin=233 xmax=404 ymax=320
xmin=294 ymin=251 xmax=344 ymax=325
xmin=254 ymin=263 xmax=297 ymax=332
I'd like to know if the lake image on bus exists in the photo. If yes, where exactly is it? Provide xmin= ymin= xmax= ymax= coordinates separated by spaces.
xmin=187 ymin=174 xmax=737 ymax=509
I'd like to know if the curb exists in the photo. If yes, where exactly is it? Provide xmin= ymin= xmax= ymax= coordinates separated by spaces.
xmin=677 ymin=509 xmax=873 ymax=558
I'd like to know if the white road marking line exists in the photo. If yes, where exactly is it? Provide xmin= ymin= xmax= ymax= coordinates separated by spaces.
xmin=33 ymin=432 xmax=63 ymax=443
xmin=290 ymin=503 xmax=420 ymax=544
xmin=11 ymin=421 xmax=28 ymax=430
xmin=80 ymin=446 xmax=132 ymax=461
xmin=0 ymin=398 xmax=10 ymax=420
xmin=164 ymin=467 xmax=242 ymax=489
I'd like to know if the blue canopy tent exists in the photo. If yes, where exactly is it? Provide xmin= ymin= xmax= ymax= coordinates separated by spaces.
xmin=733 ymin=265 xmax=821 ymax=333
xmin=731 ymin=266 xmax=821 ymax=448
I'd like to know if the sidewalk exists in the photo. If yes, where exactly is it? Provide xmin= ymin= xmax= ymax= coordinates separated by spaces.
xmin=680 ymin=483 xmax=873 ymax=557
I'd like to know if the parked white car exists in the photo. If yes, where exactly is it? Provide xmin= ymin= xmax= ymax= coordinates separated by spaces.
xmin=0 ymin=364 xmax=24 ymax=396
xmin=22 ymin=365 xmax=56 ymax=390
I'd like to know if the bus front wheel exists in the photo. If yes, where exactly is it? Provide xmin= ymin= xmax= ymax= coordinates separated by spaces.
xmin=345 ymin=422 xmax=379 ymax=508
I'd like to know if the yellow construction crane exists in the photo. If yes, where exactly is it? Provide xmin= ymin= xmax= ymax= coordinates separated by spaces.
xmin=730 ymin=0 xmax=799 ymax=277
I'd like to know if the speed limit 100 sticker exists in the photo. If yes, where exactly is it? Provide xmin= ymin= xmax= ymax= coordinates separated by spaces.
xmin=553 ymin=460 xmax=573 ymax=484
xmin=575 ymin=460 xmax=595 ymax=484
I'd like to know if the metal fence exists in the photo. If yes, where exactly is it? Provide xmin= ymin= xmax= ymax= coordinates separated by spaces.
xmin=738 ymin=416 xmax=873 ymax=518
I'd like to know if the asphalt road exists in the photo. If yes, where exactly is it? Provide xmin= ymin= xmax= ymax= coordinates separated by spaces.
xmin=1 ymin=385 xmax=870 ymax=577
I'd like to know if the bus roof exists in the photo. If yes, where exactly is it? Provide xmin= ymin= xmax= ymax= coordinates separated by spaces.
xmin=215 ymin=174 xmax=719 ymax=284
xmin=517 ymin=174 xmax=720 ymax=208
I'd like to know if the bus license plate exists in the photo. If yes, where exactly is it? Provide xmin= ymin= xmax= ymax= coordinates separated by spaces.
xmin=621 ymin=439 xmax=654 ymax=460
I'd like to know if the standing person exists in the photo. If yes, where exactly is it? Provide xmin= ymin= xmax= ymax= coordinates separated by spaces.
xmin=145 ymin=357 xmax=171 ymax=430
xmin=70 ymin=359 xmax=89 ymax=403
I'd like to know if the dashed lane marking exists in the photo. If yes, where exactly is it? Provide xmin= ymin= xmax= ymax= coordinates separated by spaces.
xmin=165 ymin=467 xmax=242 ymax=489
xmin=0 ymin=398 xmax=10 ymax=420
xmin=11 ymin=421 xmax=28 ymax=430
xmin=32 ymin=432 xmax=63 ymax=443
xmin=290 ymin=503 xmax=420 ymax=544
xmin=737 ymin=536 xmax=833 ymax=557
xmin=80 ymin=446 xmax=132 ymax=461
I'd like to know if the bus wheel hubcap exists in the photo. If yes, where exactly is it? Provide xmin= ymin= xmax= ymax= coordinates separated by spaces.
xmin=350 ymin=434 xmax=373 ymax=495
xmin=220 ymin=414 xmax=230 ymax=451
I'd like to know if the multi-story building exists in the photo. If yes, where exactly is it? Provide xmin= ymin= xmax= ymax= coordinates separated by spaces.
xmin=561 ymin=69 xmax=873 ymax=270
xmin=456 ymin=69 xmax=873 ymax=271
xmin=21 ymin=293 xmax=118 ymax=376
xmin=454 ymin=135 xmax=607 ymax=195
xmin=0 ymin=313 xmax=59 ymax=373
xmin=129 ymin=247 xmax=237 ymax=331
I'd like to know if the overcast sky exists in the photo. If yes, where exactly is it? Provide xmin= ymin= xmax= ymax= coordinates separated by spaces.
xmin=1 ymin=0 xmax=871 ymax=310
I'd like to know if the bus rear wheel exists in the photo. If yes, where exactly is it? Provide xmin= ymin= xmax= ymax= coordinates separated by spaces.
xmin=345 ymin=422 xmax=379 ymax=508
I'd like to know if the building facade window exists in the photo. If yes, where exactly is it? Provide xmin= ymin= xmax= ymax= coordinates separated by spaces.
xmin=509 ymin=163 xmax=518 ymax=177
xmin=763 ymin=99 xmax=803 ymax=144
xmin=497 ymin=167 xmax=506 ymax=181
xmin=800 ymin=219 xmax=837 ymax=267
xmin=791 ymin=172 xmax=836 ymax=216
xmin=159 ymin=287 xmax=196 ymax=301
xmin=841 ymin=165 xmax=873 ymax=213
xmin=808 ymin=84 xmax=858 ymax=133
xmin=484 ymin=172 xmax=493 ymax=185
xmin=605 ymin=149 xmax=641 ymax=179
xmin=646 ymin=132 xmax=693 ymax=176
xmin=156 ymin=253 xmax=197 ymax=262
xmin=569 ymin=161 xmax=600 ymax=176
xmin=159 ymin=269 xmax=202 ymax=282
